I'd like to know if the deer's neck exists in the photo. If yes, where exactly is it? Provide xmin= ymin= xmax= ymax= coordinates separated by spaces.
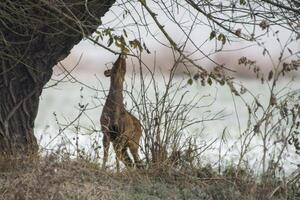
xmin=106 ymin=78 xmax=124 ymax=110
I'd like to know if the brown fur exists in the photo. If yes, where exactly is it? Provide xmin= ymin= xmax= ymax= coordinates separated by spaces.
xmin=100 ymin=55 xmax=142 ymax=170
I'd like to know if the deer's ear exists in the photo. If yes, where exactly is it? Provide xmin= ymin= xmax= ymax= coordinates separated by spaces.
xmin=104 ymin=69 xmax=111 ymax=77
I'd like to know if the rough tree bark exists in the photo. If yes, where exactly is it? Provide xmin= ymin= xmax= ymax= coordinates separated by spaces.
xmin=0 ymin=0 xmax=115 ymax=156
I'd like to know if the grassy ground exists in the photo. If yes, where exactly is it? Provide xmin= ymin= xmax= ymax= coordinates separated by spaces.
xmin=0 ymin=155 xmax=299 ymax=200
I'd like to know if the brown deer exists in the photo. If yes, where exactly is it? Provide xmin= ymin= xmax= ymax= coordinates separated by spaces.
xmin=100 ymin=54 xmax=142 ymax=170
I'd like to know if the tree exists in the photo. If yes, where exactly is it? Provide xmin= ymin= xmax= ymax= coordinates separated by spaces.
xmin=0 ymin=0 xmax=115 ymax=156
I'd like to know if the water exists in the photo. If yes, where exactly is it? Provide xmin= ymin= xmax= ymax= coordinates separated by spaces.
xmin=35 ymin=71 xmax=300 ymax=175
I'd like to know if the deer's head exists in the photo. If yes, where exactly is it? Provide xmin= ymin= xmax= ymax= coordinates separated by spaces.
xmin=104 ymin=55 xmax=126 ymax=83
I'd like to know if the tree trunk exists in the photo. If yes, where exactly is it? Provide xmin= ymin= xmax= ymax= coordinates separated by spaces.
xmin=0 ymin=0 xmax=115 ymax=156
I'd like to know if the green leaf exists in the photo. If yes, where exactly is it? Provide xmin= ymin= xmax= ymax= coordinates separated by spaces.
xmin=121 ymin=47 xmax=130 ymax=54
xmin=140 ymin=0 xmax=146 ymax=5
xmin=263 ymin=48 xmax=267 ymax=56
xmin=220 ymin=79 xmax=225 ymax=85
xmin=222 ymin=36 xmax=226 ymax=45
xmin=209 ymin=31 xmax=216 ymax=40
xmin=95 ymin=35 xmax=99 ymax=43
xmin=240 ymin=0 xmax=246 ymax=5
xmin=99 ymin=33 xmax=103 ymax=40
xmin=107 ymin=37 xmax=114 ymax=47
xmin=268 ymin=70 xmax=273 ymax=81
xmin=103 ymin=28 xmax=114 ymax=37
xmin=123 ymin=29 xmax=128 ymax=38
xmin=207 ymin=77 xmax=212 ymax=85
xmin=187 ymin=78 xmax=193 ymax=85
xmin=218 ymin=33 xmax=226 ymax=45
xmin=143 ymin=42 xmax=151 ymax=54
xmin=129 ymin=39 xmax=142 ymax=51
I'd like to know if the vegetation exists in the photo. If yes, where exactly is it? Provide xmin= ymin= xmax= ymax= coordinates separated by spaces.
xmin=0 ymin=154 xmax=299 ymax=199
xmin=0 ymin=0 xmax=299 ymax=199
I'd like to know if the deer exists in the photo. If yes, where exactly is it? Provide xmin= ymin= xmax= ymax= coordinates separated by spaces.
xmin=100 ymin=54 xmax=143 ymax=171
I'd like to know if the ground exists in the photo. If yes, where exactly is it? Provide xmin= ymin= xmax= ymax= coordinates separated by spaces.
xmin=0 ymin=155 xmax=299 ymax=200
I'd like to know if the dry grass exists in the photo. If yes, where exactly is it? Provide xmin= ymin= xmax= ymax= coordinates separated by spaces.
xmin=0 ymin=154 xmax=299 ymax=200
xmin=0 ymin=156 xmax=112 ymax=200
xmin=0 ymin=155 xmax=208 ymax=200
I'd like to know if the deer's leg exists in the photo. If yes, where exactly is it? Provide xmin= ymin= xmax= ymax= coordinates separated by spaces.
xmin=113 ymin=141 xmax=133 ymax=169
xmin=121 ymin=147 xmax=134 ymax=168
xmin=128 ymin=141 xmax=143 ymax=169
xmin=102 ymin=133 xmax=110 ymax=170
